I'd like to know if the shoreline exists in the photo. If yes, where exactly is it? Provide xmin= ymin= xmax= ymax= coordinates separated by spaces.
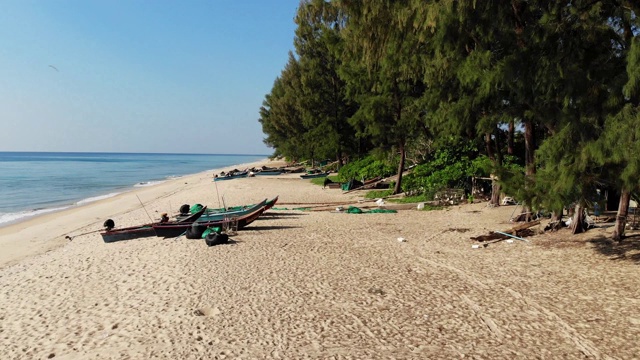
xmin=0 ymin=158 xmax=275 ymax=269
xmin=0 ymin=153 xmax=269 ymax=228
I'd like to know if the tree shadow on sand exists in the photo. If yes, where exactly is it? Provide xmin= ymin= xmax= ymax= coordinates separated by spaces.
xmin=218 ymin=239 xmax=240 ymax=245
xmin=200 ymin=238 xmax=242 ymax=247
xmin=588 ymin=234 xmax=640 ymax=263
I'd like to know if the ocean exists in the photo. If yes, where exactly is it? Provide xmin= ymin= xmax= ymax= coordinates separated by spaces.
xmin=0 ymin=152 xmax=267 ymax=227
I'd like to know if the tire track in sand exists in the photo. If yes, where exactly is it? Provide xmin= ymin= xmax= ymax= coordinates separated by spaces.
xmin=416 ymin=256 xmax=610 ymax=360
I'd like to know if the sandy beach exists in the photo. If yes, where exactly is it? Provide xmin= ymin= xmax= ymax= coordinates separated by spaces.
xmin=1 ymin=159 xmax=640 ymax=359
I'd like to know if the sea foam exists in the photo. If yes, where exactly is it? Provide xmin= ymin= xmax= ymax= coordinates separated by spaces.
xmin=134 ymin=180 xmax=165 ymax=187
xmin=75 ymin=192 xmax=120 ymax=205
xmin=0 ymin=206 xmax=71 ymax=226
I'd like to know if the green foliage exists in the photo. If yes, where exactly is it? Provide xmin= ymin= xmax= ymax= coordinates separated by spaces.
xmin=262 ymin=0 xmax=640 ymax=231
xmin=401 ymin=141 xmax=489 ymax=199
xmin=387 ymin=194 xmax=429 ymax=204
xmin=310 ymin=175 xmax=340 ymax=186
xmin=364 ymin=189 xmax=393 ymax=199
xmin=337 ymin=155 xmax=396 ymax=182
xmin=417 ymin=204 xmax=444 ymax=211
xmin=322 ymin=161 xmax=339 ymax=173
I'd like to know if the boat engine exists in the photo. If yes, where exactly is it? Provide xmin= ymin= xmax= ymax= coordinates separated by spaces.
xmin=103 ymin=219 xmax=115 ymax=231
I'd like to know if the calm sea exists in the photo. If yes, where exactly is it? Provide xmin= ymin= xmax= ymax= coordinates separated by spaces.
xmin=0 ymin=152 xmax=266 ymax=226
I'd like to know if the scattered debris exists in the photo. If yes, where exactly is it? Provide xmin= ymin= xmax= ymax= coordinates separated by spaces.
xmin=367 ymin=287 xmax=385 ymax=296
xmin=544 ymin=220 xmax=566 ymax=232
xmin=446 ymin=228 xmax=471 ymax=233
xmin=470 ymin=220 xmax=540 ymax=242
xmin=433 ymin=188 xmax=466 ymax=206
xmin=493 ymin=230 xmax=529 ymax=243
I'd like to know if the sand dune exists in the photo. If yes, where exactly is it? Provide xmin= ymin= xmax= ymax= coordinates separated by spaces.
xmin=1 ymin=160 xmax=639 ymax=359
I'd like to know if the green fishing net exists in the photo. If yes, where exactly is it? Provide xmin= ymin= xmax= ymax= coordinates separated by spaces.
xmin=346 ymin=206 xmax=397 ymax=214
xmin=201 ymin=226 xmax=222 ymax=239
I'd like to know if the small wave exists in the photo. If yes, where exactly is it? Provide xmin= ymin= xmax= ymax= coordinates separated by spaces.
xmin=134 ymin=180 xmax=165 ymax=187
xmin=0 ymin=206 xmax=70 ymax=226
xmin=75 ymin=192 xmax=120 ymax=205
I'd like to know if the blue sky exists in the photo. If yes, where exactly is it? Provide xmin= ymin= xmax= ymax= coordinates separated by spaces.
xmin=0 ymin=1 xmax=299 ymax=154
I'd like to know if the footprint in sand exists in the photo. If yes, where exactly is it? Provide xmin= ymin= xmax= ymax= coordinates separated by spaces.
xmin=194 ymin=307 xmax=221 ymax=317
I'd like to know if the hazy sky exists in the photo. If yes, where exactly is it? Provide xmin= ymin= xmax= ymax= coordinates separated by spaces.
xmin=0 ymin=1 xmax=299 ymax=154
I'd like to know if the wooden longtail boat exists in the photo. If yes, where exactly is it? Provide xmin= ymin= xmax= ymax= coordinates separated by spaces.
xmin=175 ymin=196 xmax=279 ymax=221
xmin=254 ymin=169 xmax=283 ymax=176
xmin=300 ymin=172 xmax=329 ymax=179
xmin=100 ymin=207 xmax=208 ymax=243
xmin=213 ymin=171 xmax=249 ymax=181
xmin=176 ymin=199 xmax=267 ymax=222
xmin=264 ymin=195 xmax=279 ymax=210
xmin=153 ymin=206 xmax=265 ymax=238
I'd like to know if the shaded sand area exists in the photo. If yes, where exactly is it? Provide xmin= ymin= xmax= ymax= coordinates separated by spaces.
xmin=1 ymin=160 xmax=640 ymax=359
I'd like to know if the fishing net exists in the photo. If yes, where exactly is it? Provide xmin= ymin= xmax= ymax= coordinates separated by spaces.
xmin=346 ymin=206 xmax=397 ymax=214
xmin=201 ymin=226 xmax=222 ymax=239
xmin=190 ymin=204 xmax=204 ymax=214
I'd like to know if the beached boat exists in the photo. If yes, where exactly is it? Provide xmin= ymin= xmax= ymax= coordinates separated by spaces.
xmin=100 ymin=224 xmax=156 ymax=243
xmin=254 ymin=169 xmax=283 ymax=176
xmin=264 ymin=195 xmax=279 ymax=210
xmin=213 ymin=171 xmax=249 ymax=181
xmin=153 ymin=205 xmax=266 ymax=238
xmin=100 ymin=207 xmax=208 ymax=243
xmin=176 ymin=198 xmax=268 ymax=222
xmin=300 ymin=172 xmax=330 ymax=179
xmin=175 ymin=196 xmax=279 ymax=221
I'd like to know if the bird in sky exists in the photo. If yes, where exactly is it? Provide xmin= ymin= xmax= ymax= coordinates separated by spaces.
xmin=48 ymin=65 xmax=59 ymax=72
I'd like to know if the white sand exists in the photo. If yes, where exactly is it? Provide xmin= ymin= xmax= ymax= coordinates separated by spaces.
xmin=1 ymin=159 xmax=639 ymax=359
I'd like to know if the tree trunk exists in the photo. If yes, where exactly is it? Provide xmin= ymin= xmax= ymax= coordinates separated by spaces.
xmin=520 ymin=118 xmax=536 ymax=221
xmin=484 ymin=132 xmax=501 ymax=207
xmin=484 ymin=133 xmax=500 ymax=206
xmin=571 ymin=203 xmax=585 ymax=235
xmin=524 ymin=118 xmax=535 ymax=176
xmin=491 ymin=127 xmax=503 ymax=206
xmin=393 ymin=141 xmax=406 ymax=195
xmin=508 ymin=119 xmax=515 ymax=155
xmin=613 ymin=189 xmax=631 ymax=241
xmin=485 ymin=132 xmax=494 ymax=160
xmin=544 ymin=210 xmax=565 ymax=232
xmin=490 ymin=180 xmax=501 ymax=205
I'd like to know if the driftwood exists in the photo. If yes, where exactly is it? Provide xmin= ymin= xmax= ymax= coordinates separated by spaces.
xmin=470 ymin=220 xmax=541 ymax=242
xmin=544 ymin=220 xmax=566 ymax=232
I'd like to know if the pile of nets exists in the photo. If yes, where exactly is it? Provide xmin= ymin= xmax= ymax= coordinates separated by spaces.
xmin=190 ymin=204 xmax=204 ymax=214
xmin=345 ymin=206 xmax=397 ymax=214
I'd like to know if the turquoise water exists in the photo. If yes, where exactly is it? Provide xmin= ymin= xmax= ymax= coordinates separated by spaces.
xmin=0 ymin=152 xmax=266 ymax=226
